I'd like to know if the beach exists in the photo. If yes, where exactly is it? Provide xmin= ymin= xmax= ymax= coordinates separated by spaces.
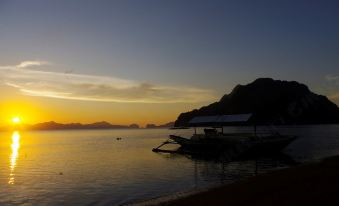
xmin=149 ymin=155 xmax=339 ymax=206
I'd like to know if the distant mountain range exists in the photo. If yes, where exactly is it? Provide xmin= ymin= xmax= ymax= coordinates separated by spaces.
xmin=5 ymin=121 xmax=174 ymax=131
xmin=20 ymin=121 xmax=137 ymax=130
xmin=175 ymin=78 xmax=339 ymax=126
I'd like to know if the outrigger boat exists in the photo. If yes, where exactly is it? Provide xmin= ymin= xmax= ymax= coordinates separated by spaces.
xmin=152 ymin=114 xmax=297 ymax=159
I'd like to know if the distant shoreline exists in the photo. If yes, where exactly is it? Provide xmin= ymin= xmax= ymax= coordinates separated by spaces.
xmin=132 ymin=155 xmax=339 ymax=206
xmin=0 ymin=127 xmax=173 ymax=132
xmin=0 ymin=121 xmax=174 ymax=131
xmin=1 ymin=123 xmax=338 ymax=132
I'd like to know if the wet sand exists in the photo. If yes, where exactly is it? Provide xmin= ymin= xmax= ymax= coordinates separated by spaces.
xmin=152 ymin=156 xmax=339 ymax=206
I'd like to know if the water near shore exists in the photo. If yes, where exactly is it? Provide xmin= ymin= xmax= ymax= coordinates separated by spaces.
xmin=0 ymin=125 xmax=339 ymax=205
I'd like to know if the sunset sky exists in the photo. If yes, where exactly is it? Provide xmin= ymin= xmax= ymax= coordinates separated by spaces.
xmin=0 ymin=0 xmax=338 ymax=126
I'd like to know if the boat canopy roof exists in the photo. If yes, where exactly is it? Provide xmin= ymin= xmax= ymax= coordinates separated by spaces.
xmin=189 ymin=113 xmax=252 ymax=126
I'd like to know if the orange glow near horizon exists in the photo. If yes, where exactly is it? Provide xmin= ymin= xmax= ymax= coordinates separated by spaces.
xmin=0 ymin=85 xmax=201 ymax=127
xmin=0 ymin=101 xmax=188 ymax=127
xmin=0 ymin=99 xmax=39 ymax=125
xmin=0 ymin=92 xmax=202 ymax=127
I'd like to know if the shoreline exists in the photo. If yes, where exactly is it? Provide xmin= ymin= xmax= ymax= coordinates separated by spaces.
xmin=131 ymin=155 xmax=339 ymax=206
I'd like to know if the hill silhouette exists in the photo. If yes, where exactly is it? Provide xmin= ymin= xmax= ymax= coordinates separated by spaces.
xmin=175 ymin=78 xmax=339 ymax=126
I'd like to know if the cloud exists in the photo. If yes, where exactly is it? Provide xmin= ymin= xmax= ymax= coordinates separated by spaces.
xmin=0 ymin=61 xmax=215 ymax=103
xmin=329 ymin=93 xmax=339 ymax=101
xmin=16 ymin=61 xmax=50 ymax=68
xmin=325 ymin=74 xmax=339 ymax=82
xmin=324 ymin=75 xmax=339 ymax=105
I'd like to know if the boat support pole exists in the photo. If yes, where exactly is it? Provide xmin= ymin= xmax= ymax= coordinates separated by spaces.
xmin=253 ymin=116 xmax=257 ymax=136
xmin=254 ymin=124 xmax=257 ymax=136
xmin=152 ymin=139 xmax=175 ymax=152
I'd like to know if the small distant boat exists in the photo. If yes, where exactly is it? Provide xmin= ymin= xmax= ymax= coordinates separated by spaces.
xmin=152 ymin=114 xmax=297 ymax=159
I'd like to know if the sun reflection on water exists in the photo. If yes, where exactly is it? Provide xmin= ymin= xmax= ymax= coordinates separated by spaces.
xmin=9 ymin=131 xmax=20 ymax=185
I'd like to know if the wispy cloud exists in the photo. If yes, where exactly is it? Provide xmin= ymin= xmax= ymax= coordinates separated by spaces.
xmin=0 ymin=61 xmax=215 ymax=103
xmin=325 ymin=75 xmax=339 ymax=105
xmin=329 ymin=93 xmax=339 ymax=101
xmin=325 ymin=74 xmax=339 ymax=82
xmin=16 ymin=61 xmax=50 ymax=68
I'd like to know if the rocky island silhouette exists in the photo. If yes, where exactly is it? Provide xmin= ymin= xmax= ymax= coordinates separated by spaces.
xmin=175 ymin=78 xmax=339 ymax=126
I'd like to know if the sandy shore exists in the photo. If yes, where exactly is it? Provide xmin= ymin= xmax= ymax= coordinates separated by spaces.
xmin=138 ymin=156 xmax=339 ymax=206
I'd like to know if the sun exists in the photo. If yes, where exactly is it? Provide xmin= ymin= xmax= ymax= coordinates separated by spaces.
xmin=12 ymin=117 xmax=21 ymax=124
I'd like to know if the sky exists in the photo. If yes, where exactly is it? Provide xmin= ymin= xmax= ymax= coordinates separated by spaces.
xmin=0 ymin=0 xmax=339 ymax=126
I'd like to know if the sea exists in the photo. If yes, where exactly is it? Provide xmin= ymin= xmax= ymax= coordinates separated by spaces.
xmin=1 ymin=125 xmax=339 ymax=205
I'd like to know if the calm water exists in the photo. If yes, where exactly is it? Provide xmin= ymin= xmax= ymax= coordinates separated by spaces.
xmin=1 ymin=125 xmax=339 ymax=205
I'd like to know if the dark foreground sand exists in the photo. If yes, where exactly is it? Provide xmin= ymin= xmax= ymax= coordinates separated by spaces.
xmin=153 ymin=156 xmax=339 ymax=206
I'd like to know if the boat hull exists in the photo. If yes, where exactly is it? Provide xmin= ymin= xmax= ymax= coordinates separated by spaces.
xmin=241 ymin=135 xmax=297 ymax=156
xmin=169 ymin=134 xmax=297 ymax=157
